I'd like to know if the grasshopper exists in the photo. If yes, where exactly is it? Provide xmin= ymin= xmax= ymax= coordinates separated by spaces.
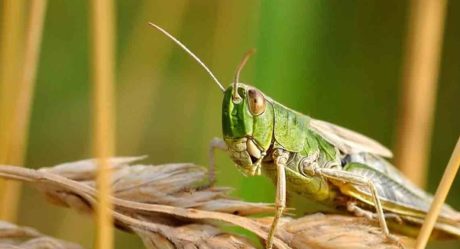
xmin=149 ymin=23 xmax=460 ymax=249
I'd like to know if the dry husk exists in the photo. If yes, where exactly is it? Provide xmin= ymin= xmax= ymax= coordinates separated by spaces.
xmin=0 ymin=157 xmax=412 ymax=249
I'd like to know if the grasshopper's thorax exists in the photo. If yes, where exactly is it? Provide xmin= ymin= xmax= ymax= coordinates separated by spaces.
xmin=222 ymin=84 xmax=274 ymax=176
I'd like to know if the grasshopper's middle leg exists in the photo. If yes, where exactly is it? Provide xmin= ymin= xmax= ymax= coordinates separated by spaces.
xmin=208 ymin=137 xmax=227 ymax=184
xmin=266 ymin=149 xmax=288 ymax=249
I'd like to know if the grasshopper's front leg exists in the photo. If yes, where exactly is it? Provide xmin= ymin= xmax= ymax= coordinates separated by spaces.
xmin=208 ymin=137 xmax=227 ymax=184
xmin=266 ymin=149 xmax=288 ymax=249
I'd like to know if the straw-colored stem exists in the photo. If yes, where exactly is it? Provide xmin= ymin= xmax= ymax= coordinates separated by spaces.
xmin=395 ymin=0 xmax=448 ymax=187
xmin=11 ymin=0 xmax=47 ymax=163
xmin=415 ymin=137 xmax=460 ymax=249
xmin=0 ymin=0 xmax=25 ymax=222
xmin=90 ymin=0 xmax=116 ymax=248
xmin=0 ymin=0 xmax=47 ymax=223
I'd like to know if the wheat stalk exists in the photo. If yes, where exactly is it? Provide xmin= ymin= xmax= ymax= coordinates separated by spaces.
xmin=395 ymin=0 xmax=448 ymax=187
xmin=415 ymin=137 xmax=460 ymax=248
xmin=90 ymin=0 xmax=116 ymax=248
xmin=0 ymin=157 xmax=411 ymax=249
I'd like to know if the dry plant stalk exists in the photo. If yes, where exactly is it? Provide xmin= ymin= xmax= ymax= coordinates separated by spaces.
xmin=0 ymin=157 xmax=411 ymax=249
xmin=415 ymin=137 xmax=460 ymax=249
xmin=0 ymin=0 xmax=48 ymax=224
xmin=0 ymin=220 xmax=83 ymax=249
xmin=395 ymin=0 xmax=448 ymax=187
xmin=10 ymin=0 xmax=47 ymax=166
xmin=0 ymin=0 xmax=25 ymax=222
xmin=90 ymin=0 xmax=116 ymax=248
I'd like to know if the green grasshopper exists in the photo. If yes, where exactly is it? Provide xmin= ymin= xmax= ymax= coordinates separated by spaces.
xmin=149 ymin=23 xmax=460 ymax=249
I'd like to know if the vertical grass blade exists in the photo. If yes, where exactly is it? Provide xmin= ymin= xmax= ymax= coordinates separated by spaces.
xmin=0 ymin=0 xmax=25 ymax=222
xmin=12 ymin=0 xmax=47 ymax=163
xmin=415 ymin=137 xmax=460 ymax=249
xmin=395 ymin=0 xmax=448 ymax=187
xmin=90 ymin=0 xmax=116 ymax=248
xmin=0 ymin=0 xmax=47 ymax=222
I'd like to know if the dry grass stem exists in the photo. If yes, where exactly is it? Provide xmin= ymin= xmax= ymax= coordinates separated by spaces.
xmin=0 ymin=157 xmax=410 ymax=249
xmin=395 ymin=0 xmax=448 ymax=187
xmin=0 ymin=0 xmax=25 ymax=222
xmin=11 ymin=0 xmax=48 ymax=165
xmin=0 ymin=220 xmax=83 ymax=249
xmin=0 ymin=0 xmax=48 ymax=225
xmin=415 ymin=137 xmax=460 ymax=249
xmin=90 ymin=0 xmax=116 ymax=248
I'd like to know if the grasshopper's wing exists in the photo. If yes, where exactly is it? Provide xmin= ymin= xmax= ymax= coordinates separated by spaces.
xmin=310 ymin=119 xmax=393 ymax=158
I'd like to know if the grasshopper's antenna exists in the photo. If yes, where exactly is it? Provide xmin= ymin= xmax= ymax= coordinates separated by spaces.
xmin=148 ymin=22 xmax=225 ymax=92
xmin=233 ymin=49 xmax=256 ymax=102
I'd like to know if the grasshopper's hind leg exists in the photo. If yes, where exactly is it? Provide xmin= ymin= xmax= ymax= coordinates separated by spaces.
xmin=316 ymin=168 xmax=402 ymax=246
xmin=347 ymin=201 xmax=403 ymax=224
xmin=208 ymin=137 xmax=227 ymax=184
xmin=266 ymin=149 xmax=289 ymax=249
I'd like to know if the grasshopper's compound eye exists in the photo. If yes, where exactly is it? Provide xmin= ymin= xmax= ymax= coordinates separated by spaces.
xmin=248 ymin=88 xmax=266 ymax=116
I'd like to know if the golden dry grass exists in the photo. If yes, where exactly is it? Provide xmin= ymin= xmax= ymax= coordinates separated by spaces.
xmin=415 ymin=137 xmax=460 ymax=249
xmin=395 ymin=0 xmax=448 ymax=188
xmin=0 ymin=220 xmax=82 ymax=249
xmin=0 ymin=157 xmax=412 ymax=249
xmin=90 ymin=0 xmax=117 ymax=248
xmin=0 ymin=0 xmax=25 ymax=222
xmin=0 ymin=0 xmax=46 ymax=222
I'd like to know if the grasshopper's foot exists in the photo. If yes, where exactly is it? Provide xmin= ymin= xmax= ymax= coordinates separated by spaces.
xmin=265 ymin=149 xmax=289 ymax=249
xmin=265 ymin=235 xmax=274 ymax=249
xmin=347 ymin=202 xmax=405 ymax=248
xmin=385 ymin=233 xmax=405 ymax=249
xmin=265 ymin=203 xmax=285 ymax=249
xmin=348 ymin=201 xmax=405 ymax=249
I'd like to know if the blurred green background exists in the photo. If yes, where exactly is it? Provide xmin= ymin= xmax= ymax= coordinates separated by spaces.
xmin=5 ymin=0 xmax=459 ymax=248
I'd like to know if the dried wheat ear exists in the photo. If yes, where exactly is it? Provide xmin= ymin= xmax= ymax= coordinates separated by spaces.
xmin=0 ymin=157 xmax=413 ymax=249
xmin=0 ymin=220 xmax=83 ymax=249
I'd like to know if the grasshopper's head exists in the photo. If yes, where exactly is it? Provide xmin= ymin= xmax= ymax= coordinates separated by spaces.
xmin=148 ymin=24 xmax=271 ymax=176
xmin=222 ymin=83 xmax=274 ymax=176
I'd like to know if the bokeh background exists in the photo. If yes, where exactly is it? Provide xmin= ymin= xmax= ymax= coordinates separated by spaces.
xmin=0 ymin=1 xmax=459 ymax=248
